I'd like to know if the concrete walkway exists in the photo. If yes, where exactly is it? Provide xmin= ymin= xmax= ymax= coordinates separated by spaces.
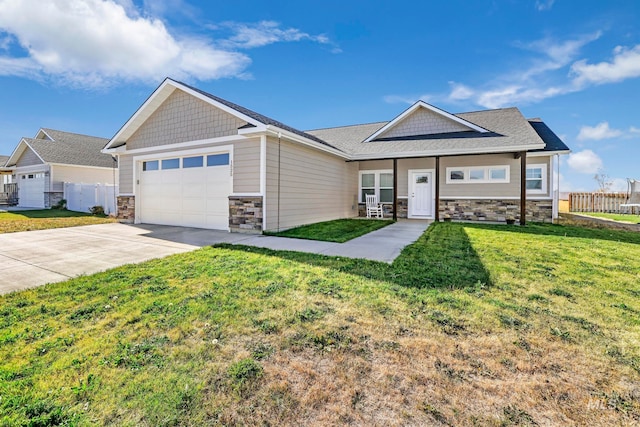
xmin=0 ymin=220 xmax=431 ymax=294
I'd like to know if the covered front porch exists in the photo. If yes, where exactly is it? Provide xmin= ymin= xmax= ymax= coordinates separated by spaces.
xmin=356 ymin=151 xmax=553 ymax=225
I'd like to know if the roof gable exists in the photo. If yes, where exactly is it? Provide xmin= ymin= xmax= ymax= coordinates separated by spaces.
xmin=365 ymin=101 xmax=488 ymax=142
xmin=105 ymin=78 xmax=337 ymax=151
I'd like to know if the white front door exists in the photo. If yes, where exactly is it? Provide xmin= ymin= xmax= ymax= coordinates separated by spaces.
xmin=409 ymin=170 xmax=434 ymax=218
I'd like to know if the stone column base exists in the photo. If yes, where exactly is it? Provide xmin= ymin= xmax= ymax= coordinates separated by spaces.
xmin=117 ymin=196 xmax=135 ymax=223
xmin=229 ymin=196 xmax=263 ymax=233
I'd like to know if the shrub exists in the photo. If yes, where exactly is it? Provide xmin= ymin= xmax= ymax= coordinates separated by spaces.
xmin=89 ymin=205 xmax=105 ymax=216
xmin=52 ymin=199 xmax=67 ymax=210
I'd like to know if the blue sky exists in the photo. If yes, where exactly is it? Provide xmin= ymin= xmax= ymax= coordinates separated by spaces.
xmin=1 ymin=0 xmax=639 ymax=192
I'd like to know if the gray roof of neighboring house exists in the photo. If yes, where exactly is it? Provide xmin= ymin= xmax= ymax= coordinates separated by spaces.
xmin=0 ymin=155 xmax=8 ymax=167
xmin=17 ymin=129 xmax=115 ymax=168
xmin=306 ymin=107 xmax=546 ymax=158
xmin=527 ymin=118 xmax=570 ymax=153
xmin=172 ymin=79 xmax=339 ymax=150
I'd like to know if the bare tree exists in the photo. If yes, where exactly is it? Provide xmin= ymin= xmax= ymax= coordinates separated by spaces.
xmin=593 ymin=168 xmax=613 ymax=193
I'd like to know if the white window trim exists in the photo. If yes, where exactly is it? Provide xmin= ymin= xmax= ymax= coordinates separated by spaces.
xmin=445 ymin=165 xmax=510 ymax=184
xmin=359 ymin=169 xmax=394 ymax=203
xmin=526 ymin=163 xmax=547 ymax=195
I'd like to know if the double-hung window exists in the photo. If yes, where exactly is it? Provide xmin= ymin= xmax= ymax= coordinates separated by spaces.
xmin=526 ymin=164 xmax=547 ymax=194
xmin=359 ymin=170 xmax=394 ymax=203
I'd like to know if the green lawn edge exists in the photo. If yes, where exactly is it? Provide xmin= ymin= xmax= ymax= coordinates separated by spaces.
xmin=263 ymin=218 xmax=395 ymax=242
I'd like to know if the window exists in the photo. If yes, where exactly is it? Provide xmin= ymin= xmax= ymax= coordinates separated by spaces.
xmin=359 ymin=170 xmax=394 ymax=203
xmin=143 ymin=160 xmax=159 ymax=171
xmin=526 ymin=164 xmax=547 ymax=194
xmin=162 ymin=158 xmax=180 ymax=170
xmin=207 ymin=153 xmax=229 ymax=166
xmin=446 ymin=165 xmax=509 ymax=184
xmin=183 ymin=156 xmax=203 ymax=168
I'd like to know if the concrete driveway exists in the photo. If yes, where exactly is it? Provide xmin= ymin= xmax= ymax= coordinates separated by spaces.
xmin=0 ymin=223 xmax=247 ymax=294
xmin=0 ymin=220 xmax=430 ymax=294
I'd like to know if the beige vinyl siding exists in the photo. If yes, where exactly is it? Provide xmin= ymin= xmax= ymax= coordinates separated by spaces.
xmin=127 ymin=89 xmax=247 ymax=150
xmin=51 ymin=165 xmax=117 ymax=192
xmin=358 ymin=158 xmax=436 ymax=197
xmin=440 ymin=153 xmax=521 ymax=198
xmin=118 ymin=155 xmax=134 ymax=194
xmin=232 ymin=138 xmax=260 ymax=194
xmin=16 ymin=147 xmax=43 ymax=167
xmin=265 ymin=137 xmax=358 ymax=231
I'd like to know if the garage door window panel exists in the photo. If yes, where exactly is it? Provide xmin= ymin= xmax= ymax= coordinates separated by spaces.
xmin=143 ymin=160 xmax=159 ymax=171
xmin=162 ymin=158 xmax=180 ymax=170
xmin=207 ymin=153 xmax=229 ymax=166
xmin=183 ymin=156 xmax=203 ymax=168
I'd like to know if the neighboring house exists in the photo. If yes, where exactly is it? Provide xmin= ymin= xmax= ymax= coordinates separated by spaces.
xmin=4 ymin=129 xmax=118 ymax=208
xmin=0 ymin=155 xmax=11 ymax=185
xmin=103 ymin=78 xmax=569 ymax=232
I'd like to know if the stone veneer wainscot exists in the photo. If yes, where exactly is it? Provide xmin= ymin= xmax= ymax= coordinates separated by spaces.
xmin=229 ymin=196 xmax=263 ymax=233
xmin=440 ymin=199 xmax=553 ymax=223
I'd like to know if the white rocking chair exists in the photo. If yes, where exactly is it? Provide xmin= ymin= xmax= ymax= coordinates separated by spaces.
xmin=365 ymin=194 xmax=384 ymax=218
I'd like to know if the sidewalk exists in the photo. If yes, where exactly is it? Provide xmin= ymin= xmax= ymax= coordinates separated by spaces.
xmin=229 ymin=220 xmax=432 ymax=263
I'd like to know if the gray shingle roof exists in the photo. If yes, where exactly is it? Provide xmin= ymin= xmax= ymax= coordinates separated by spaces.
xmin=306 ymin=107 xmax=546 ymax=158
xmin=22 ymin=129 xmax=115 ymax=168
xmin=0 ymin=155 xmax=9 ymax=167
xmin=527 ymin=119 xmax=570 ymax=152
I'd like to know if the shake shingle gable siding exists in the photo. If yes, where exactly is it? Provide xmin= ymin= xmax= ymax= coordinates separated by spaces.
xmin=173 ymin=79 xmax=341 ymax=151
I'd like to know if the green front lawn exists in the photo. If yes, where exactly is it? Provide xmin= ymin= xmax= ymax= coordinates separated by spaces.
xmin=264 ymin=218 xmax=394 ymax=242
xmin=0 ymin=209 xmax=115 ymax=233
xmin=577 ymin=212 xmax=640 ymax=224
xmin=1 ymin=222 xmax=639 ymax=425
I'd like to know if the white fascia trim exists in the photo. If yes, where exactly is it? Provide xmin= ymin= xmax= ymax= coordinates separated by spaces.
xmin=14 ymin=164 xmax=50 ymax=174
xmin=102 ymin=145 xmax=126 ymax=154
xmin=348 ymin=144 xmax=546 ymax=161
xmin=527 ymin=150 xmax=570 ymax=157
xmin=35 ymin=128 xmax=55 ymax=141
xmin=365 ymin=101 xmax=489 ymax=142
xmin=265 ymin=126 xmax=349 ymax=159
xmin=6 ymin=139 xmax=46 ymax=166
xmin=230 ymin=193 xmax=263 ymax=197
xmin=48 ymin=163 xmax=116 ymax=171
xmin=109 ymin=135 xmax=248 ymax=156
xmin=118 ymin=193 xmax=135 ymax=196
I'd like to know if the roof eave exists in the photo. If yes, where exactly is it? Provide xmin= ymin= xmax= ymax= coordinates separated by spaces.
xmin=347 ymin=143 xmax=546 ymax=161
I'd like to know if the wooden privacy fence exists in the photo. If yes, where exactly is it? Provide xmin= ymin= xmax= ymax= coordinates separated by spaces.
xmin=569 ymin=192 xmax=628 ymax=213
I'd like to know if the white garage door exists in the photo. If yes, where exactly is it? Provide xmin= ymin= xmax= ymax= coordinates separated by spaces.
xmin=18 ymin=172 xmax=45 ymax=208
xmin=138 ymin=153 xmax=231 ymax=230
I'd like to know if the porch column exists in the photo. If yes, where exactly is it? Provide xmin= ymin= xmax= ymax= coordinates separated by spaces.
xmin=435 ymin=156 xmax=440 ymax=221
xmin=393 ymin=158 xmax=398 ymax=221
xmin=520 ymin=151 xmax=527 ymax=225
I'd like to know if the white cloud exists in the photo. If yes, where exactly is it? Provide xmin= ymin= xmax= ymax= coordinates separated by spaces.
xmin=610 ymin=178 xmax=629 ymax=192
xmin=567 ymin=149 xmax=603 ymax=174
xmin=0 ymin=0 xmax=335 ymax=88
xmin=630 ymin=126 xmax=640 ymax=135
xmin=577 ymin=122 xmax=623 ymax=141
xmin=447 ymin=82 xmax=475 ymax=101
xmin=535 ymin=0 xmax=555 ymax=11
xmin=571 ymin=45 xmax=640 ymax=86
xmin=216 ymin=21 xmax=336 ymax=51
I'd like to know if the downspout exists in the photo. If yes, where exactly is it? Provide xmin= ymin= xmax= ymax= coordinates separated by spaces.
xmin=260 ymin=135 xmax=267 ymax=232
xmin=552 ymin=154 xmax=559 ymax=221
xmin=112 ymin=155 xmax=118 ymax=216
xmin=277 ymin=132 xmax=282 ymax=232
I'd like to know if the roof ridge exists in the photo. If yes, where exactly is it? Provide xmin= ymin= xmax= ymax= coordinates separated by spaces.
xmin=306 ymin=121 xmax=389 ymax=132
xmin=456 ymin=106 xmax=519 ymax=115
xmin=41 ymin=128 xmax=109 ymax=141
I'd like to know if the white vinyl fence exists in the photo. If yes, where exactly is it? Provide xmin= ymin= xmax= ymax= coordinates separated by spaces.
xmin=64 ymin=183 xmax=118 ymax=215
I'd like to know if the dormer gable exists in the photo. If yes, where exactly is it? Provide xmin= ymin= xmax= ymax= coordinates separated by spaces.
xmin=365 ymin=101 xmax=488 ymax=142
